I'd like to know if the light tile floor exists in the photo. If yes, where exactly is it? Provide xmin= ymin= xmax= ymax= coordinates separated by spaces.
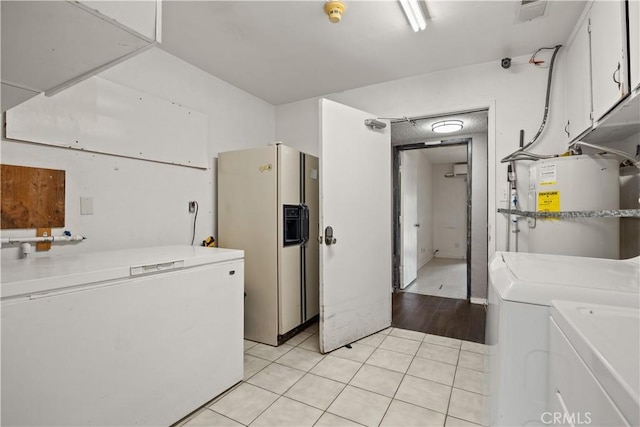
xmin=177 ymin=325 xmax=489 ymax=427
xmin=403 ymin=258 xmax=466 ymax=299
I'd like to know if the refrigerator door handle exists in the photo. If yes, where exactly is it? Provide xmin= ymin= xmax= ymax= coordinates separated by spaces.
xmin=300 ymin=204 xmax=310 ymax=245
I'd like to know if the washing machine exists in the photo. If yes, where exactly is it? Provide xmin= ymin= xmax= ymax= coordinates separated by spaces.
xmin=486 ymin=251 xmax=640 ymax=426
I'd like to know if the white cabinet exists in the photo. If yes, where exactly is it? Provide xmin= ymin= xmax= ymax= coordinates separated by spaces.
xmin=590 ymin=0 xmax=628 ymax=121
xmin=0 ymin=1 xmax=160 ymax=112
xmin=549 ymin=318 xmax=629 ymax=427
xmin=564 ymin=16 xmax=592 ymax=141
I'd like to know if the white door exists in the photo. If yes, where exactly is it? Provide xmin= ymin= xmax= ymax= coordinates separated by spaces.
xmin=400 ymin=151 xmax=418 ymax=289
xmin=319 ymin=98 xmax=392 ymax=353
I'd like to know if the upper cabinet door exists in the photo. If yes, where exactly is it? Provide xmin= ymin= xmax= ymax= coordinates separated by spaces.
xmin=564 ymin=15 xmax=592 ymax=141
xmin=629 ymin=0 xmax=640 ymax=91
xmin=590 ymin=0 xmax=628 ymax=121
xmin=76 ymin=1 xmax=161 ymax=42
xmin=1 ymin=1 xmax=159 ymax=112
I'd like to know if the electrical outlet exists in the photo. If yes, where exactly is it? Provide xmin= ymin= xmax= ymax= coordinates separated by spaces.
xmin=188 ymin=201 xmax=196 ymax=213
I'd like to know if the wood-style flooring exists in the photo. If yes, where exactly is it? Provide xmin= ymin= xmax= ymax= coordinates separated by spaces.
xmin=391 ymin=292 xmax=486 ymax=344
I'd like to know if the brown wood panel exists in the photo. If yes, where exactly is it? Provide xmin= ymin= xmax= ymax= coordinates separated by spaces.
xmin=36 ymin=227 xmax=52 ymax=251
xmin=391 ymin=292 xmax=486 ymax=344
xmin=1 ymin=164 xmax=65 ymax=229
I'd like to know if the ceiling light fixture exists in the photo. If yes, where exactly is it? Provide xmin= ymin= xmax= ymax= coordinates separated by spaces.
xmin=431 ymin=120 xmax=463 ymax=133
xmin=399 ymin=0 xmax=427 ymax=32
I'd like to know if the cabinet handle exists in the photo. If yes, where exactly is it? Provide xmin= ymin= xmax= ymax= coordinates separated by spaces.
xmin=564 ymin=120 xmax=570 ymax=138
xmin=612 ymin=62 xmax=621 ymax=90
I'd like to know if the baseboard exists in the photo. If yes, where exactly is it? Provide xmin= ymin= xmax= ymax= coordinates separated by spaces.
xmin=418 ymin=254 xmax=433 ymax=269
xmin=470 ymin=297 xmax=487 ymax=305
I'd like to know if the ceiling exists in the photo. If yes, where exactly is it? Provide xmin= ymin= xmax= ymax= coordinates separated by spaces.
xmin=160 ymin=1 xmax=586 ymax=105
xmin=391 ymin=110 xmax=487 ymax=145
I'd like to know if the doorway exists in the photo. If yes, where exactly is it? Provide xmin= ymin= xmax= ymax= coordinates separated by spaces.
xmin=399 ymin=142 xmax=470 ymax=299
xmin=390 ymin=110 xmax=488 ymax=342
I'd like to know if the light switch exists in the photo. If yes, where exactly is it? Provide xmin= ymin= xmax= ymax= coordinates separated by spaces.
xmin=80 ymin=197 xmax=93 ymax=215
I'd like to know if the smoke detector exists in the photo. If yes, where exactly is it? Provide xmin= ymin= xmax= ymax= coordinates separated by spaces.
xmin=519 ymin=0 xmax=547 ymax=22
xmin=324 ymin=1 xmax=346 ymax=23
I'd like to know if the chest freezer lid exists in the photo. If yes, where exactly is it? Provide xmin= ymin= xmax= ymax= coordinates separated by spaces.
xmin=1 ymin=245 xmax=244 ymax=299
xmin=489 ymin=252 xmax=640 ymax=306
xmin=551 ymin=300 xmax=639 ymax=426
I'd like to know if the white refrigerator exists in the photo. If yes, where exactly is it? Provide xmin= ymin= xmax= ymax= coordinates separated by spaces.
xmin=1 ymin=245 xmax=244 ymax=426
xmin=218 ymin=144 xmax=319 ymax=346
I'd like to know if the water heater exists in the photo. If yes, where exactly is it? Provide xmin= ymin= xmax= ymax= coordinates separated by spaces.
xmin=528 ymin=155 xmax=620 ymax=259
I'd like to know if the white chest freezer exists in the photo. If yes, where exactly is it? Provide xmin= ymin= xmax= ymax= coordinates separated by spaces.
xmin=1 ymin=245 xmax=244 ymax=426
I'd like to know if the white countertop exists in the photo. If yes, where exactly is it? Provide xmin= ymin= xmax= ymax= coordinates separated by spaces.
xmin=1 ymin=245 xmax=244 ymax=299
xmin=551 ymin=300 xmax=640 ymax=426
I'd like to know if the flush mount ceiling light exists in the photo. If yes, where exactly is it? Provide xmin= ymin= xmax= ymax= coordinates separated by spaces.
xmin=399 ymin=0 xmax=427 ymax=32
xmin=431 ymin=120 xmax=463 ymax=133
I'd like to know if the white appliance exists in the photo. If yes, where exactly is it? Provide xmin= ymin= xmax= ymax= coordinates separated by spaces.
xmin=528 ymin=155 xmax=620 ymax=259
xmin=1 ymin=245 xmax=244 ymax=426
xmin=487 ymin=251 xmax=640 ymax=426
xmin=218 ymin=144 xmax=319 ymax=346
xmin=549 ymin=300 xmax=639 ymax=427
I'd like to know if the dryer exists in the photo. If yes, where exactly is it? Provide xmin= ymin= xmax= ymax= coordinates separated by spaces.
xmin=486 ymin=251 xmax=640 ymax=426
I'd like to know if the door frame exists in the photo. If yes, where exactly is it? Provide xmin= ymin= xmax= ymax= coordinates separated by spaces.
xmin=393 ymin=138 xmax=472 ymax=298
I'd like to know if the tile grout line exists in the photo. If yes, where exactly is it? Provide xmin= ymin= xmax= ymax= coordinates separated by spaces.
xmin=223 ymin=330 xmax=320 ymax=426
xmin=444 ymin=342 xmax=463 ymax=424
xmin=312 ymin=328 xmax=388 ymax=427
xmin=243 ymin=331 xmax=330 ymax=426
xmin=378 ymin=331 xmax=420 ymax=426
xmin=229 ymin=327 xmax=486 ymax=427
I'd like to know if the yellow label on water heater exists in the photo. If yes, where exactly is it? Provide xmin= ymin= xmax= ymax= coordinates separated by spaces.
xmin=537 ymin=191 xmax=560 ymax=213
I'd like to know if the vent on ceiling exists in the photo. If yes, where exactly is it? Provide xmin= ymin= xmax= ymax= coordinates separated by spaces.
xmin=519 ymin=0 xmax=547 ymax=22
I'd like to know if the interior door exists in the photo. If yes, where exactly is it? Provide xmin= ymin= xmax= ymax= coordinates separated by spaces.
xmin=400 ymin=151 xmax=418 ymax=289
xmin=319 ymin=98 xmax=392 ymax=353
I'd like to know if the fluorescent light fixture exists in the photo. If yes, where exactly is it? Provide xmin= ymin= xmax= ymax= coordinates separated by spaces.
xmin=424 ymin=141 xmax=441 ymax=146
xmin=432 ymin=120 xmax=463 ymax=133
xmin=399 ymin=0 xmax=427 ymax=32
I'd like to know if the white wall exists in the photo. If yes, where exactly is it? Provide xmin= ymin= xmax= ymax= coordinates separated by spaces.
xmin=1 ymin=48 xmax=276 ymax=260
xmin=432 ymin=163 xmax=467 ymax=259
xmin=275 ymin=99 xmax=320 ymax=157
xmin=415 ymin=150 xmax=433 ymax=268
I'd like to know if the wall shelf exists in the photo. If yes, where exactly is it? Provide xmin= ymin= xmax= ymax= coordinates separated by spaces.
xmin=497 ymin=208 xmax=640 ymax=219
